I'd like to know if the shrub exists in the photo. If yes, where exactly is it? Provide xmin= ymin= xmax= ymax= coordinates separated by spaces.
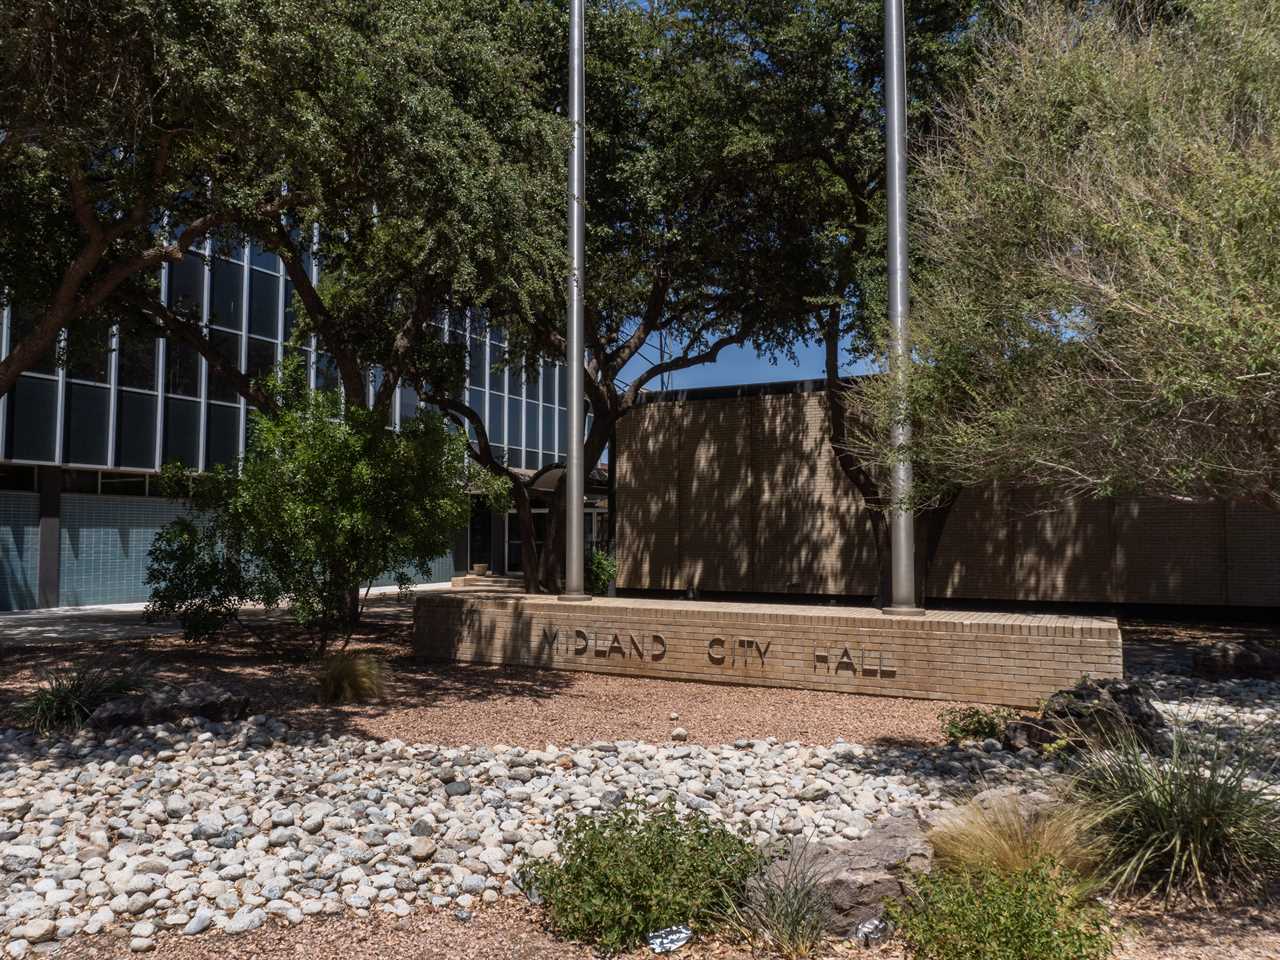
xmin=316 ymin=653 xmax=386 ymax=704
xmin=1069 ymin=713 xmax=1280 ymax=903
xmin=586 ymin=547 xmax=617 ymax=597
xmin=939 ymin=705 xmax=1016 ymax=743
xmin=722 ymin=838 xmax=833 ymax=959
xmin=518 ymin=798 xmax=760 ymax=953
xmin=16 ymin=665 xmax=141 ymax=735
xmin=929 ymin=792 xmax=1104 ymax=880
xmin=887 ymin=860 xmax=1116 ymax=960
xmin=146 ymin=359 xmax=506 ymax=651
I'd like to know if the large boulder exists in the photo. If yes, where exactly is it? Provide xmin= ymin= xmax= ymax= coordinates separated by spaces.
xmin=1002 ymin=676 xmax=1168 ymax=753
xmin=89 ymin=681 xmax=250 ymax=730
xmin=771 ymin=815 xmax=932 ymax=937
xmin=1192 ymin=640 xmax=1280 ymax=681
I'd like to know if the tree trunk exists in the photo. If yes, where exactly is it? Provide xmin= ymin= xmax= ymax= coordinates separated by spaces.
xmin=510 ymin=481 xmax=541 ymax=593
xmin=539 ymin=480 xmax=567 ymax=594
xmin=345 ymin=585 xmax=361 ymax=628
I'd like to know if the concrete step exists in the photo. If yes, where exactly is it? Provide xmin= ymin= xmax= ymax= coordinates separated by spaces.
xmin=449 ymin=574 xmax=524 ymax=592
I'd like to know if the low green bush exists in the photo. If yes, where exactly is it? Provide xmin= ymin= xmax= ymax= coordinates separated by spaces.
xmin=887 ymin=860 xmax=1116 ymax=960
xmin=939 ymin=705 xmax=1016 ymax=743
xmin=16 ymin=665 xmax=142 ymax=735
xmin=316 ymin=652 xmax=386 ymax=704
xmin=586 ymin=547 xmax=618 ymax=596
xmin=1069 ymin=713 xmax=1280 ymax=903
xmin=519 ymin=798 xmax=760 ymax=953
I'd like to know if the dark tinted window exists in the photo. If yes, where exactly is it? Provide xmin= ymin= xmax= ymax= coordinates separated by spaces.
xmin=523 ymin=447 xmax=539 ymax=470
xmin=248 ymin=269 xmax=279 ymax=338
xmin=542 ymin=362 xmax=555 ymax=403
xmin=524 ymin=399 xmax=539 ymax=450
xmin=246 ymin=337 xmax=276 ymax=385
xmin=399 ymin=385 xmax=418 ymax=423
xmin=207 ymin=329 xmax=241 ymax=403
xmin=115 ymin=391 xmax=157 ymax=469
xmin=250 ymin=240 xmax=279 ymax=271
xmin=6 ymin=303 xmax=56 ymax=374
xmin=488 ymin=392 xmax=503 ymax=446
xmin=558 ymin=408 xmax=568 ymax=456
xmin=469 ymin=338 xmax=487 ymax=389
xmin=163 ymin=397 xmax=200 ymax=467
xmin=5 ymin=376 xmax=58 ymax=461
xmin=468 ymin=389 xmax=485 ymax=439
xmin=542 ymin=406 xmax=554 ymax=455
xmin=506 ymin=396 xmax=521 ymax=450
xmin=167 ymin=254 xmax=205 ymax=318
xmin=316 ymin=353 xmax=340 ymax=393
xmin=66 ymin=330 xmax=110 ymax=383
xmin=209 ymin=257 xmax=243 ymax=330
xmin=165 ymin=338 xmax=201 ymax=398
xmin=62 ymin=383 xmax=110 ymax=465
xmin=117 ymin=334 xmax=158 ymax=391
xmin=205 ymin=403 xmax=239 ymax=468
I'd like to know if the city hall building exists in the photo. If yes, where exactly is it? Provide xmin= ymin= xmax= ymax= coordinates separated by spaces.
xmin=613 ymin=380 xmax=1280 ymax=608
xmin=0 ymin=241 xmax=604 ymax=610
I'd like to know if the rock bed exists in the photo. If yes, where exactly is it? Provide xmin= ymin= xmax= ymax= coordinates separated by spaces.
xmin=0 ymin=715 xmax=1057 ymax=956
xmin=1 ymin=671 xmax=1272 ymax=957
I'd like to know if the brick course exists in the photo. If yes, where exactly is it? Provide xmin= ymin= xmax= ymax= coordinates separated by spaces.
xmin=414 ymin=592 xmax=1122 ymax=708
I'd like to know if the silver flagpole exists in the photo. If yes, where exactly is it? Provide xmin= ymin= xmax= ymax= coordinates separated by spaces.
xmin=885 ymin=0 xmax=922 ymax=613
xmin=560 ymin=0 xmax=589 ymax=600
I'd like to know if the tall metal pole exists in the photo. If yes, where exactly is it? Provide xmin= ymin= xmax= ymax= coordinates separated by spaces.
xmin=885 ymin=0 xmax=922 ymax=613
xmin=560 ymin=0 xmax=589 ymax=600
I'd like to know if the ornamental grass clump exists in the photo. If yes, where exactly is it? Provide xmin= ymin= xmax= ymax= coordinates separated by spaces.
xmin=721 ymin=837 xmax=833 ymax=959
xmin=887 ymin=860 xmax=1117 ymax=960
xmin=519 ymin=798 xmax=760 ymax=953
xmin=16 ymin=665 xmax=141 ymax=735
xmin=1069 ymin=712 xmax=1280 ymax=904
xmin=928 ymin=791 xmax=1105 ymax=880
xmin=316 ymin=652 xmax=386 ymax=704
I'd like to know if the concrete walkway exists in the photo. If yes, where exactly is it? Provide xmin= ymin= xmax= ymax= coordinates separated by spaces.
xmin=0 ymin=583 xmax=452 ymax=646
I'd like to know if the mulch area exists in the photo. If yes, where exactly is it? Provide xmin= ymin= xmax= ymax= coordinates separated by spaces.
xmin=49 ymin=895 xmax=1280 ymax=960
xmin=0 ymin=598 xmax=978 ymax=749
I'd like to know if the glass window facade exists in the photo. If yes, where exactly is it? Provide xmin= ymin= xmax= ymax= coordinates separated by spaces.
xmin=1 ymin=252 xmax=571 ymax=477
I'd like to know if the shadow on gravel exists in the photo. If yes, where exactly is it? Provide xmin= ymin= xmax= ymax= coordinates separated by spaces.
xmin=0 ymin=595 xmax=573 ymax=745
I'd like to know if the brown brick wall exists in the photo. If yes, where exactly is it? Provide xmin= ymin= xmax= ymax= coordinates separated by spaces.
xmin=414 ymin=593 xmax=1123 ymax=708
xmin=616 ymin=391 xmax=1280 ymax=607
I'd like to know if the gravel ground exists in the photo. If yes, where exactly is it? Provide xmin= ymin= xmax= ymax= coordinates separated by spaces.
xmin=0 ymin=715 xmax=1053 ymax=955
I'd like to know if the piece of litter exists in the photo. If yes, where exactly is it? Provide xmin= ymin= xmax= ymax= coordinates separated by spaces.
xmin=647 ymin=924 xmax=693 ymax=954
xmin=855 ymin=916 xmax=891 ymax=947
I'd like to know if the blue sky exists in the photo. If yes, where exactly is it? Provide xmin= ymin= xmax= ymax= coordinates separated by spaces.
xmin=616 ymin=336 xmax=876 ymax=392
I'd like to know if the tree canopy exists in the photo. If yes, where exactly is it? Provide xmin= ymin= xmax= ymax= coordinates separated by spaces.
xmin=0 ymin=0 xmax=336 ymax=395
xmin=856 ymin=0 xmax=1280 ymax=507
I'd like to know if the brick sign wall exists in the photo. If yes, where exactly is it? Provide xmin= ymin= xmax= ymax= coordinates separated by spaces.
xmin=414 ymin=593 xmax=1123 ymax=708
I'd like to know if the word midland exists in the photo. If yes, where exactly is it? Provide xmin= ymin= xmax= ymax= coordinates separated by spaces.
xmin=538 ymin=626 xmax=892 ymax=677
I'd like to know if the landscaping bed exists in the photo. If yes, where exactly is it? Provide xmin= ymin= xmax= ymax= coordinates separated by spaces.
xmin=1 ymin=602 xmax=1276 ymax=959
